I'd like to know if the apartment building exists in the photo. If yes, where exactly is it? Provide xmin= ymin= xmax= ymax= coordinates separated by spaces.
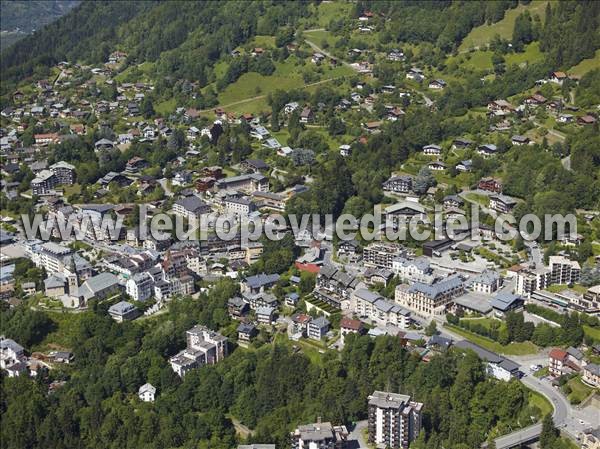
xmin=549 ymin=256 xmax=581 ymax=285
xmin=353 ymin=289 xmax=412 ymax=328
xmin=367 ymin=391 xmax=423 ymax=449
xmin=31 ymin=170 xmax=58 ymax=195
xmin=169 ymin=325 xmax=228 ymax=377
xmin=49 ymin=161 xmax=76 ymax=185
xmin=515 ymin=266 xmax=551 ymax=298
xmin=363 ymin=242 xmax=408 ymax=269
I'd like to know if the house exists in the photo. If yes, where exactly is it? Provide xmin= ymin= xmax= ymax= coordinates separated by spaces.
xmin=339 ymin=144 xmax=352 ymax=157
xmin=443 ymin=195 xmax=464 ymax=209
xmin=382 ymin=175 xmax=412 ymax=194
xmin=524 ymin=93 xmax=547 ymax=105
xmin=578 ymin=115 xmax=597 ymax=125
xmin=549 ymin=71 xmax=568 ymax=85
xmin=34 ymin=133 xmax=60 ymax=146
xmin=558 ymin=113 xmax=574 ymax=123
xmin=428 ymin=79 xmax=447 ymax=90
xmin=427 ymin=161 xmax=446 ymax=171
xmin=387 ymin=49 xmax=405 ymax=61
xmin=455 ymin=160 xmax=472 ymax=172
xmin=228 ymin=296 xmax=249 ymax=319
xmin=237 ymin=323 xmax=258 ymax=346
xmin=307 ymin=316 xmax=330 ymax=340
xmin=94 ymin=138 xmax=115 ymax=151
xmin=311 ymin=52 xmax=326 ymax=64
xmin=337 ymin=240 xmax=361 ymax=262
xmin=363 ymin=267 xmax=394 ymax=286
xmin=477 ymin=143 xmax=499 ymax=157
xmin=284 ymin=102 xmax=299 ymax=114
xmin=455 ymin=340 xmax=520 ymax=381
xmin=406 ymin=68 xmax=424 ymax=81
xmin=487 ymin=100 xmax=514 ymax=115
xmin=108 ymin=301 xmax=140 ymax=323
xmin=249 ymin=125 xmax=269 ymax=140
xmin=241 ymin=159 xmax=269 ymax=173
xmin=478 ymin=177 xmax=502 ymax=193
xmin=363 ymin=121 xmax=382 ymax=133
xmin=290 ymin=421 xmax=348 ymax=449
xmin=489 ymin=194 xmax=517 ymax=214
xmin=490 ymin=292 xmax=523 ymax=317
xmin=427 ymin=335 xmax=453 ymax=351
xmin=548 ymin=348 xmax=568 ymax=376
xmin=582 ymin=363 xmax=600 ymax=387
xmin=422 ymin=144 xmax=442 ymax=156
xmin=256 ymin=306 xmax=276 ymax=325
xmin=138 ymin=383 xmax=156 ymax=402
xmin=392 ymin=257 xmax=434 ymax=284
xmin=339 ymin=318 xmax=364 ymax=342
xmin=511 ymin=135 xmax=530 ymax=146
xmin=242 ymin=273 xmax=280 ymax=294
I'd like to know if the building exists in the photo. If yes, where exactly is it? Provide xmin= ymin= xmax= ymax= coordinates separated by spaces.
xmin=237 ymin=323 xmax=258 ymax=346
xmin=314 ymin=265 xmax=358 ymax=308
xmin=256 ymin=305 xmax=276 ymax=325
xmin=79 ymin=272 xmax=121 ymax=302
xmin=173 ymin=196 xmax=211 ymax=220
xmin=339 ymin=318 xmax=364 ymax=342
xmin=49 ymin=161 xmax=76 ymax=185
xmin=455 ymin=340 xmax=520 ymax=381
xmin=138 ymin=383 xmax=156 ymax=402
xmin=382 ymin=175 xmax=413 ymax=194
xmin=108 ymin=301 xmax=140 ymax=322
xmin=367 ymin=391 xmax=423 ymax=449
xmin=307 ymin=316 xmax=330 ymax=340
xmin=242 ymin=273 xmax=280 ymax=294
xmin=548 ymin=348 xmax=568 ymax=376
xmin=169 ymin=325 xmax=228 ymax=377
xmin=478 ymin=177 xmax=503 ymax=193
xmin=515 ymin=266 xmax=551 ymax=298
xmin=0 ymin=337 xmax=26 ymax=375
xmin=489 ymin=194 xmax=517 ymax=214
xmin=422 ymin=144 xmax=441 ymax=156
xmin=395 ymin=275 xmax=464 ymax=318
xmin=31 ymin=170 xmax=58 ymax=195
xmin=392 ymin=257 xmax=434 ymax=284
xmin=490 ymin=292 xmax=524 ymax=317
xmin=469 ymin=270 xmax=501 ymax=294
xmin=228 ymin=296 xmax=249 ymax=319
xmin=126 ymin=272 xmax=154 ymax=302
xmin=549 ymin=256 xmax=581 ymax=285
xmin=582 ymin=364 xmax=600 ymax=388
xmin=290 ymin=421 xmax=348 ymax=449
xmin=224 ymin=196 xmax=256 ymax=215
xmin=363 ymin=243 xmax=408 ymax=269
xmin=353 ymin=289 xmax=412 ymax=328
xmin=216 ymin=173 xmax=269 ymax=193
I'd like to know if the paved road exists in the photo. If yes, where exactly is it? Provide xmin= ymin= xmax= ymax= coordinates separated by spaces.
xmin=347 ymin=420 xmax=368 ymax=448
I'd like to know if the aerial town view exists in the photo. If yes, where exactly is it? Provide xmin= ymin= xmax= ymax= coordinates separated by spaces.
xmin=0 ymin=1 xmax=599 ymax=448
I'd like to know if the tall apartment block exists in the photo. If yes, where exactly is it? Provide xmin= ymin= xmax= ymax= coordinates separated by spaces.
xmin=368 ymin=391 xmax=423 ymax=449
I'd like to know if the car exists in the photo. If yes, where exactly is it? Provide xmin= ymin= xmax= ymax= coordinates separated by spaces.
xmin=530 ymin=364 xmax=541 ymax=372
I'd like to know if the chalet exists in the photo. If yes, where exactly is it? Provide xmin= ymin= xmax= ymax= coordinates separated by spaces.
xmin=236 ymin=159 xmax=267 ymax=175
xmin=487 ymin=100 xmax=514 ymax=115
xmin=549 ymin=71 xmax=567 ymax=85
xmin=126 ymin=157 xmax=148 ymax=173
xmin=339 ymin=318 xmax=364 ymax=342
xmin=363 ymin=121 xmax=382 ymax=134
xmin=578 ymin=115 xmax=597 ymax=125
xmin=284 ymin=102 xmax=299 ymax=114
xmin=428 ymin=161 xmax=446 ymax=171
xmin=94 ymin=138 xmax=115 ymax=151
xmin=489 ymin=194 xmax=517 ymax=214
xmin=339 ymin=144 xmax=352 ymax=157
xmin=477 ymin=143 xmax=498 ymax=157
xmin=237 ymin=323 xmax=257 ymax=346
xmin=386 ymin=106 xmax=405 ymax=121
xmin=385 ymin=202 xmax=426 ymax=223
xmin=300 ymin=107 xmax=314 ymax=123
xmin=382 ymin=175 xmax=412 ymax=194
xmin=251 ymin=47 xmax=264 ymax=56
xmin=387 ymin=49 xmax=405 ymax=61
xmin=249 ymin=125 xmax=269 ymax=140
xmin=256 ymin=306 xmax=276 ymax=325
xmin=262 ymin=138 xmax=281 ymax=150
xmin=558 ymin=113 xmax=574 ymax=123
xmin=406 ymin=68 xmax=424 ymax=82
xmin=524 ymin=93 xmax=547 ymax=105
xmin=338 ymin=240 xmax=361 ymax=261
xmin=422 ymin=144 xmax=442 ymax=156
xmin=455 ymin=160 xmax=472 ymax=172
xmin=443 ymin=195 xmax=464 ymax=209
xmin=98 ymin=172 xmax=132 ymax=188
xmin=511 ymin=135 xmax=530 ymax=146
xmin=478 ymin=177 xmax=502 ymax=193
xmin=428 ymin=79 xmax=447 ymax=90
xmin=311 ymin=52 xmax=326 ymax=64
xmin=34 ymin=133 xmax=60 ymax=146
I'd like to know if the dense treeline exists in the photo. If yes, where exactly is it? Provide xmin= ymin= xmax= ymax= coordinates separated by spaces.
xmin=1 ymin=279 xmax=545 ymax=449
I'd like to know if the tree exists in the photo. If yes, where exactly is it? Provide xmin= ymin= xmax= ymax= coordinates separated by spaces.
xmin=425 ymin=320 xmax=438 ymax=336
xmin=414 ymin=167 xmax=436 ymax=194
xmin=141 ymin=97 xmax=155 ymax=118
xmin=539 ymin=413 xmax=558 ymax=448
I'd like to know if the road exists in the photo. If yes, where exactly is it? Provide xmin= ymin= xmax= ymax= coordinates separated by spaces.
xmin=303 ymin=37 xmax=356 ymax=71
xmin=347 ymin=420 xmax=368 ymax=449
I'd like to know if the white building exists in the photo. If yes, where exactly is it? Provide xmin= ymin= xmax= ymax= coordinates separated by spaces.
xmin=126 ymin=272 xmax=154 ymax=302
xmin=138 ymin=383 xmax=156 ymax=402
xmin=367 ymin=391 xmax=423 ymax=449
xmin=169 ymin=325 xmax=228 ymax=377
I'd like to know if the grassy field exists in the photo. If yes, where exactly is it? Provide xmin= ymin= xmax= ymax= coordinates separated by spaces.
xmin=446 ymin=324 xmax=539 ymax=356
xmin=505 ymin=42 xmax=544 ymax=67
xmin=566 ymin=376 xmax=594 ymax=404
xmin=304 ymin=1 xmax=352 ymax=28
xmin=459 ymin=1 xmax=550 ymax=51
xmin=304 ymin=29 xmax=338 ymax=49
xmin=32 ymin=310 xmax=86 ymax=352
xmin=527 ymin=389 xmax=553 ymax=416
xmin=584 ymin=325 xmax=600 ymax=341
xmin=569 ymin=49 xmax=600 ymax=77
xmin=463 ymin=192 xmax=490 ymax=207
xmin=155 ymin=98 xmax=177 ymax=115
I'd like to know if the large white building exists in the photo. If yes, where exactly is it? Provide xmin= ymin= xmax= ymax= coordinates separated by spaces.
xmin=353 ymin=289 xmax=412 ymax=328
xmin=392 ymin=257 xmax=434 ymax=284
xmin=126 ymin=272 xmax=154 ymax=302
xmin=169 ymin=325 xmax=228 ymax=377
xmin=549 ymin=256 xmax=581 ymax=285
xmin=395 ymin=275 xmax=464 ymax=318
xmin=367 ymin=391 xmax=423 ymax=449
